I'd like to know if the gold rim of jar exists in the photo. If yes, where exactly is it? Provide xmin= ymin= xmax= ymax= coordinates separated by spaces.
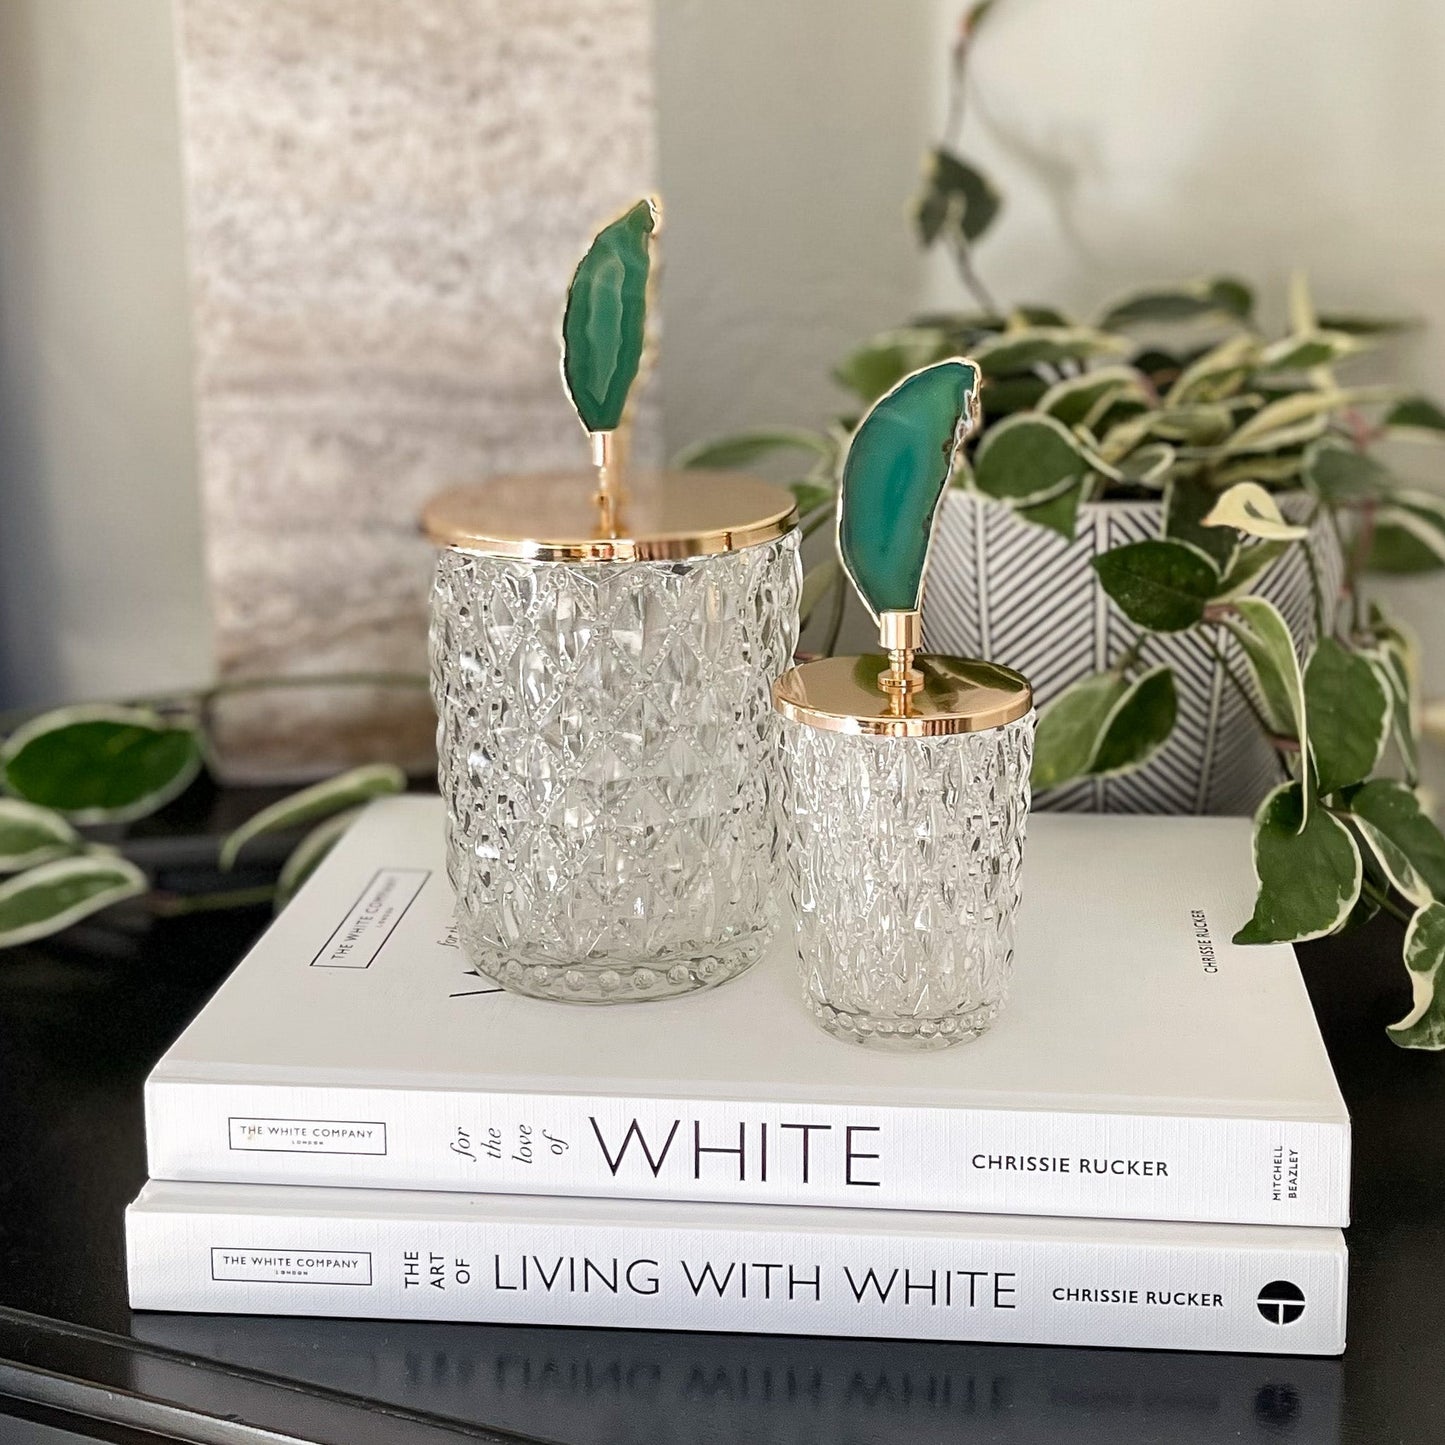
xmin=773 ymin=653 xmax=1033 ymax=738
xmin=421 ymin=471 xmax=798 ymax=562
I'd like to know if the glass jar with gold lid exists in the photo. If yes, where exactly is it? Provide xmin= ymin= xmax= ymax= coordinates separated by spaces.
xmin=423 ymin=200 xmax=800 ymax=1002
xmin=773 ymin=359 xmax=1034 ymax=1048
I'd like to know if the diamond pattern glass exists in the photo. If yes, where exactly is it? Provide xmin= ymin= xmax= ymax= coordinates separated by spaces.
xmin=430 ymin=534 xmax=800 ymax=1002
xmin=778 ymin=712 xmax=1034 ymax=1048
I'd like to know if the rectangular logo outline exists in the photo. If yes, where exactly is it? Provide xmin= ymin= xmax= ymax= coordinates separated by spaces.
xmin=310 ymin=867 xmax=431 ymax=969
xmin=227 ymin=1116 xmax=389 ymax=1156
xmin=210 ymin=1247 xmax=374 ymax=1286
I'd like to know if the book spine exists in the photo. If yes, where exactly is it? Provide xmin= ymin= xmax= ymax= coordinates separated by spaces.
xmin=147 ymin=1080 xmax=1351 ymax=1227
xmin=126 ymin=1197 xmax=1348 ymax=1355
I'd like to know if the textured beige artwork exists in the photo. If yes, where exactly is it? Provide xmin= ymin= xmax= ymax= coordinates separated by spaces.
xmin=174 ymin=0 xmax=657 ymax=778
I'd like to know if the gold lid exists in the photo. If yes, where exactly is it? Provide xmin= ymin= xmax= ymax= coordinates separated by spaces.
xmin=421 ymin=470 xmax=797 ymax=563
xmin=773 ymin=653 xmax=1032 ymax=738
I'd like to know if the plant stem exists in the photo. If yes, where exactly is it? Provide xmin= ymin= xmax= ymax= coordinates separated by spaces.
xmin=802 ymin=506 xmax=837 ymax=541
xmin=122 ymin=670 xmax=430 ymax=718
xmin=1208 ymin=632 xmax=1293 ymax=782
xmin=1320 ymin=501 xmax=1353 ymax=629
xmin=1348 ymin=497 xmax=1377 ymax=635
xmin=200 ymin=671 xmax=429 ymax=704
xmin=187 ymin=670 xmax=431 ymax=740
xmin=1360 ymin=877 xmax=1412 ymax=927
xmin=1113 ymin=634 xmax=1147 ymax=676
xmin=938 ymin=2 xmax=1002 ymax=316
xmin=949 ymin=234 xmax=1001 ymax=316
xmin=1303 ymin=532 xmax=1328 ymax=638
xmin=822 ymin=569 xmax=849 ymax=658
xmin=149 ymin=885 xmax=276 ymax=917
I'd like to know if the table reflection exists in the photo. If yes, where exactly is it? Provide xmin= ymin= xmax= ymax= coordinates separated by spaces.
xmin=131 ymin=1315 xmax=1342 ymax=1444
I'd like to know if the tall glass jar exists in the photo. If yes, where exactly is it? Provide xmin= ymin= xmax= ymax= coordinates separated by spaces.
xmin=774 ymin=654 xmax=1033 ymax=1049
xmin=424 ymin=471 xmax=800 ymax=1004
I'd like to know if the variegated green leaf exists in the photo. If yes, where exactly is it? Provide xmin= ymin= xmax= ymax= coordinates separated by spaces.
xmin=973 ymin=413 xmax=1089 ymax=506
xmin=1116 ymin=442 xmax=1175 ymax=486
xmin=978 ymin=373 xmax=1050 ymax=419
xmin=1368 ymin=611 xmax=1422 ymax=783
xmin=1384 ymin=395 xmax=1445 ymax=443
xmin=789 ymin=480 xmax=836 ymax=520
xmin=0 ymin=855 xmax=148 ymax=949
xmin=1223 ymin=392 xmax=1339 ymax=455
xmin=799 ymin=557 xmax=843 ymax=627
xmin=1089 ymin=666 xmax=1179 ymax=777
xmin=1368 ymin=493 xmax=1445 ymax=573
xmin=1031 ymin=666 xmax=1178 ymax=793
xmin=833 ymin=329 xmax=953 ymax=404
xmin=219 ymin=764 xmax=407 ymax=871
xmin=1201 ymin=482 xmax=1310 ymax=541
xmin=673 ymin=429 xmax=834 ymax=472
xmin=1147 ymin=404 xmax=1235 ymax=447
xmin=1302 ymin=437 xmax=1394 ymax=503
xmin=913 ymin=147 xmax=1001 ymax=245
xmin=1037 ymin=366 xmax=1147 ymax=428
xmin=1214 ymin=540 xmax=1288 ymax=598
xmin=1213 ymin=452 xmax=1307 ymax=487
xmin=1257 ymin=330 xmax=1368 ymax=372
xmin=1222 ymin=597 xmax=1313 ymax=814
xmin=1222 ymin=596 xmax=1307 ymax=739
xmin=1317 ymin=311 xmax=1419 ymax=337
xmin=1388 ymin=902 xmax=1445 ymax=1050
xmin=1166 ymin=335 xmax=1258 ymax=405
xmin=275 ymin=807 xmax=367 ymax=912
xmin=0 ymin=800 xmax=81 ymax=873
xmin=971 ymin=327 xmax=1125 ymax=377
xmin=1165 ymin=475 xmax=1238 ymax=573
xmin=1030 ymin=673 xmax=1128 ymax=792
xmin=1097 ymin=279 xmax=1252 ymax=330
xmin=1 ymin=705 xmax=202 ymax=824
xmin=1348 ymin=780 xmax=1445 ymax=909
xmin=1015 ymin=480 xmax=1084 ymax=540
xmin=1098 ymin=406 xmax=1232 ymax=462
xmin=1305 ymin=640 xmax=1389 ymax=795
xmin=1093 ymin=540 xmax=1218 ymax=633
xmin=1234 ymin=783 xmax=1361 ymax=945
xmin=1288 ymin=271 xmax=1317 ymax=335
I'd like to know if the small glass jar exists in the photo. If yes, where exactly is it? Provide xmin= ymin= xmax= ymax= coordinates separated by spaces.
xmin=774 ymin=653 xmax=1033 ymax=1049
xmin=423 ymin=470 xmax=800 ymax=1004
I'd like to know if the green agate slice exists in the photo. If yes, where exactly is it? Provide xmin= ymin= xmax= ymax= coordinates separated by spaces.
xmin=838 ymin=358 xmax=980 ymax=617
xmin=561 ymin=198 xmax=657 ymax=433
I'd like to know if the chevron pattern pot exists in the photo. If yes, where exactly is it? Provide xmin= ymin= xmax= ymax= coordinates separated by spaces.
xmin=921 ymin=491 xmax=1344 ymax=815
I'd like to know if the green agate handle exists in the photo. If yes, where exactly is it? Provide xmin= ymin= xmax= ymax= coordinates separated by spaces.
xmin=837 ymin=357 xmax=981 ymax=619
xmin=561 ymin=198 xmax=658 ymax=436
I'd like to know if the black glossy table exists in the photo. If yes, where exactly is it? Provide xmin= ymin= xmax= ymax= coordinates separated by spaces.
xmin=0 ymin=809 xmax=1441 ymax=1443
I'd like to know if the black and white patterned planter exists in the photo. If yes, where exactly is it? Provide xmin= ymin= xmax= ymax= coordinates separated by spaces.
xmin=922 ymin=491 xmax=1343 ymax=815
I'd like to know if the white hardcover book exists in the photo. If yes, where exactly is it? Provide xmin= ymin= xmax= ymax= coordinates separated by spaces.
xmin=145 ymin=797 xmax=1350 ymax=1226
xmin=126 ymin=1180 xmax=1348 ymax=1356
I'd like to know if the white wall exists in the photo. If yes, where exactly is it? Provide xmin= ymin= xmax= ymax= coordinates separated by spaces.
xmin=0 ymin=0 xmax=208 ymax=710
xmin=655 ymin=0 xmax=945 ymax=456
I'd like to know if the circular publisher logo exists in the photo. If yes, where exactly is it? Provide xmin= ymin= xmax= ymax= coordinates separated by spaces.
xmin=1256 ymin=1280 xmax=1306 ymax=1325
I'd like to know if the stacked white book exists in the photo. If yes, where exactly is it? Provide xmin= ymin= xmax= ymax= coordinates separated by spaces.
xmin=128 ymin=796 xmax=1350 ymax=1354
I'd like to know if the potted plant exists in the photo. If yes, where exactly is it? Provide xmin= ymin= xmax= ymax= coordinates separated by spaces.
xmin=677 ymin=2 xmax=1445 ymax=1049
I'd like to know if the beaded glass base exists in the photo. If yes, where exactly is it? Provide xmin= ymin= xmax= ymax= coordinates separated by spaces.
xmin=778 ymin=712 xmax=1034 ymax=1048
xmin=430 ymin=533 xmax=800 ymax=1003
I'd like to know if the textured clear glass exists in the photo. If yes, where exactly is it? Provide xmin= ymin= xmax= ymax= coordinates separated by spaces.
xmin=430 ymin=533 xmax=801 ymax=1003
xmin=778 ymin=712 xmax=1034 ymax=1049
